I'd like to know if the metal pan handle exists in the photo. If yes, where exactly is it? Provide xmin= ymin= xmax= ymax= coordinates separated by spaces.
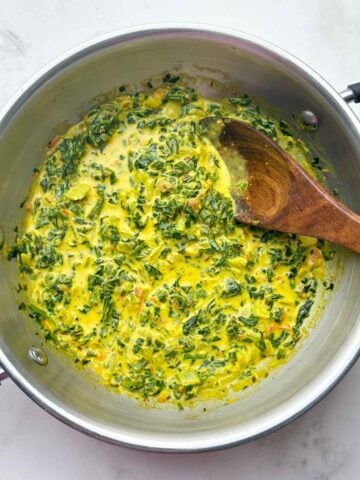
xmin=341 ymin=82 xmax=360 ymax=103
xmin=0 ymin=364 xmax=8 ymax=382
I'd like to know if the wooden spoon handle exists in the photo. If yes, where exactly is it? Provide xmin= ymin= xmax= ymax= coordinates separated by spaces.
xmin=261 ymin=160 xmax=360 ymax=253
xmin=329 ymin=206 xmax=360 ymax=253
xmin=291 ymin=194 xmax=360 ymax=253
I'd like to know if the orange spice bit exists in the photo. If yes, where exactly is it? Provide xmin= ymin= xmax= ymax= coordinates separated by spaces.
xmin=24 ymin=201 xmax=33 ymax=213
xmin=266 ymin=323 xmax=291 ymax=335
xmin=122 ymin=101 xmax=131 ymax=110
xmin=157 ymin=179 xmax=173 ymax=193
xmin=134 ymin=287 xmax=144 ymax=298
xmin=308 ymin=247 xmax=322 ymax=267
xmin=266 ymin=324 xmax=276 ymax=335
xmin=188 ymin=197 xmax=200 ymax=211
xmin=134 ymin=288 xmax=147 ymax=314
xmin=157 ymin=392 xmax=170 ymax=403
xmin=146 ymin=88 xmax=166 ymax=109
xmin=61 ymin=208 xmax=70 ymax=216
xmin=49 ymin=135 xmax=62 ymax=150
xmin=153 ymin=87 xmax=166 ymax=98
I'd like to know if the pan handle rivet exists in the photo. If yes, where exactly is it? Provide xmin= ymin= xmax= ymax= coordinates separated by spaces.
xmin=28 ymin=346 xmax=48 ymax=366
xmin=299 ymin=110 xmax=318 ymax=131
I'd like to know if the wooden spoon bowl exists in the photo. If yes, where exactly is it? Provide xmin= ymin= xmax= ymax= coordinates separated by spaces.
xmin=201 ymin=117 xmax=360 ymax=253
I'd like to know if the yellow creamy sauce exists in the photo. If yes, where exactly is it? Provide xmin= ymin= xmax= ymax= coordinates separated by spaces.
xmin=11 ymin=83 xmax=333 ymax=407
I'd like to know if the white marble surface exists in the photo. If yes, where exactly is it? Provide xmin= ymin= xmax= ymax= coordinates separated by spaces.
xmin=0 ymin=1 xmax=359 ymax=478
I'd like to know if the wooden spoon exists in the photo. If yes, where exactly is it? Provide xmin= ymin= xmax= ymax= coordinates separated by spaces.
xmin=201 ymin=117 xmax=360 ymax=253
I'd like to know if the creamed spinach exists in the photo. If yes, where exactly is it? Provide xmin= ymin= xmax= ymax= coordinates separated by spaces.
xmin=8 ymin=79 xmax=334 ymax=407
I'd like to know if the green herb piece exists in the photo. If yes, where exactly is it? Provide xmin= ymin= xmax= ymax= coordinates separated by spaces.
xmin=295 ymin=299 xmax=313 ymax=329
xmin=88 ymin=191 xmax=104 ymax=220
xmin=183 ymin=315 xmax=200 ymax=335
xmin=58 ymin=135 xmax=86 ymax=178
xmin=28 ymin=303 xmax=50 ymax=319
xmin=163 ymin=86 xmax=198 ymax=105
xmin=239 ymin=314 xmax=259 ymax=327
xmin=311 ymin=157 xmax=323 ymax=171
xmin=221 ymin=279 xmax=242 ymax=298
xmin=86 ymin=102 xmax=120 ymax=147
xmin=229 ymin=94 xmax=251 ymax=106
xmin=163 ymin=73 xmax=180 ymax=84
xmin=144 ymin=264 xmax=162 ymax=279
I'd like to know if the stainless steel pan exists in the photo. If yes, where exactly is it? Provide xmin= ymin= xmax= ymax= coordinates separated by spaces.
xmin=0 ymin=24 xmax=359 ymax=452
